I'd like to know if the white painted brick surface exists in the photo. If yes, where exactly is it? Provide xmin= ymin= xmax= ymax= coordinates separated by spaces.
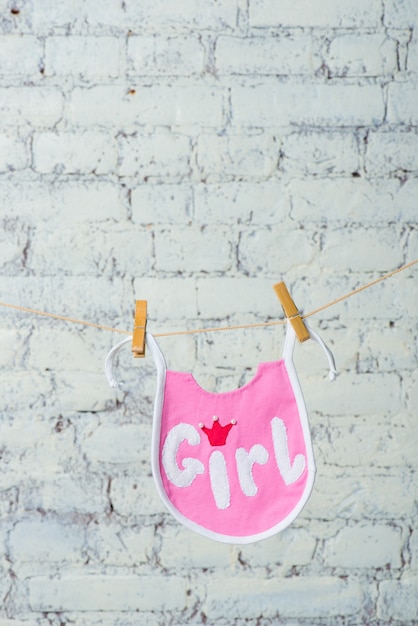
xmin=0 ymin=133 xmax=28 ymax=172
xmin=231 ymin=83 xmax=384 ymax=127
xmin=365 ymin=130 xmax=418 ymax=174
xmin=215 ymin=35 xmax=321 ymax=75
xmin=326 ymin=34 xmax=398 ymax=77
xmin=118 ymin=133 xmax=191 ymax=179
xmin=131 ymin=183 xmax=193 ymax=224
xmin=194 ymin=180 xmax=289 ymax=223
xmin=127 ymin=36 xmax=205 ymax=76
xmin=9 ymin=518 xmax=85 ymax=564
xmin=205 ymin=576 xmax=363 ymax=618
xmin=0 ymin=0 xmax=417 ymax=624
xmin=281 ymin=130 xmax=359 ymax=176
xmin=44 ymin=36 xmax=122 ymax=79
xmin=407 ymin=33 xmax=418 ymax=72
xmin=0 ymin=36 xmax=42 ymax=75
xmin=154 ymin=226 xmax=233 ymax=273
xmin=0 ymin=87 xmax=63 ymax=126
xmin=384 ymin=0 xmax=418 ymax=28
xmin=32 ymin=132 xmax=117 ymax=175
xmin=86 ymin=521 xmax=155 ymax=566
xmin=250 ymin=0 xmax=382 ymax=28
xmin=28 ymin=575 xmax=188 ymax=612
xmin=69 ymin=84 xmax=224 ymax=128
xmin=197 ymin=133 xmax=279 ymax=180
xmin=377 ymin=577 xmax=418 ymax=620
xmin=323 ymin=524 xmax=402 ymax=568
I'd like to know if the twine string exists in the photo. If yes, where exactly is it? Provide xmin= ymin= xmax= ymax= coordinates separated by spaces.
xmin=0 ymin=259 xmax=416 ymax=338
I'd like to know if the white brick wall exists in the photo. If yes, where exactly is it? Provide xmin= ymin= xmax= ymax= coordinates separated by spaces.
xmin=0 ymin=0 xmax=417 ymax=624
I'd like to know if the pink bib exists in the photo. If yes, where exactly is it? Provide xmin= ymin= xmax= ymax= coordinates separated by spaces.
xmin=106 ymin=323 xmax=336 ymax=544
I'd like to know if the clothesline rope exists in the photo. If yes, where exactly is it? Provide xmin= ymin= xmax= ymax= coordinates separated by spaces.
xmin=0 ymin=259 xmax=416 ymax=338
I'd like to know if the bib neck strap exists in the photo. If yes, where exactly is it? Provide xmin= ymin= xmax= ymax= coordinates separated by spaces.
xmin=283 ymin=322 xmax=337 ymax=381
xmin=105 ymin=332 xmax=166 ymax=388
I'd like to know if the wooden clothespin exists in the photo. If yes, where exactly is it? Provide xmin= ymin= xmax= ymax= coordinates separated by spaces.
xmin=132 ymin=300 xmax=147 ymax=358
xmin=273 ymin=282 xmax=310 ymax=343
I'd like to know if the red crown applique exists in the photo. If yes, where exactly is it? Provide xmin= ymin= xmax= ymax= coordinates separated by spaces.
xmin=199 ymin=416 xmax=237 ymax=446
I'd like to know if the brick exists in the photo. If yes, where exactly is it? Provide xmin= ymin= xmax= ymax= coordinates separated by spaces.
xmin=215 ymin=35 xmax=320 ymax=75
xmin=289 ymin=274 xmax=358 ymax=322
xmin=324 ymin=524 xmax=402 ymax=568
xmin=0 ymin=179 xmax=124 ymax=223
xmin=0 ymin=87 xmax=63 ymax=127
xmin=0 ymin=1 xmax=33 ymax=35
xmin=32 ymin=132 xmax=117 ymax=175
xmin=365 ymin=130 xmax=418 ymax=175
xmin=0 ymin=275 xmax=133 ymax=328
xmin=250 ymin=0 xmax=382 ymax=28
xmin=28 ymin=575 xmax=188 ymax=612
xmin=84 ymin=0 xmax=238 ymax=33
xmin=319 ymin=227 xmax=404 ymax=272
xmin=195 ymin=325 xmax=282 ymax=376
xmin=357 ymin=325 xmax=416 ymax=372
xmin=0 ymin=371 xmax=54 ymax=415
xmin=197 ymin=133 xmax=278 ymax=180
xmin=196 ymin=277 xmax=278 ymax=318
xmin=387 ymin=83 xmax=418 ymax=125
xmin=58 ymin=370 xmax=123 ymax=412
xmin=0 ymin=220 xmax=28 ymax=272
xmin=0 ymin=616 xmax=39 ymax=626
xmin=69 ymin=84 xmax=224 ymax=127
xmin=127 ymin=36 xmax=205 ymax=75
xmin=27 ymin=225 xmax=152 ymax=277
xmin=407 ymin=33 xmax=418 ymax=72
xmin=289 ymin=178 xmax=415 ymax=223
xmin=133 ymin=277 xmax=198 ymax=321
xmin=281 ymin=131 xmax=359 ymax=176
xmin=383 ymin=0 xmax=418 ymax=27
xmin=316 ymin=415 xmax=418 ymax=468
xmin=404 ymin=372 xmax=418 ymax=417
xmin=205 ymin=576 xmax=362 ymax=618
xmin=0 ymin=569 xmax=12 ymax=623
xmin=408 ymin=229 xmax=418 ymax=267
xmin=154 ymin=226 xmax=233 ymax=273
xmin=131 ymin=184 xmax=192 ymax=224
xmin=231 ymin=83 xmax=384 ymax=127
xmin=0 ymin=486 xmax=19 ymax=516
xmin=159 ymin=525 xmax=233 ymax=568
xmin=44 ymin=36 xmax=121 ymax=78
xmin=81 ymin=424 xmax=151 ymax=464
xmin=27 ymin=328 xmax=105 ymax=373
xmin=389 ymin=178 xmax=418 ymax=223
xmin=308 ymin=372 xmax=401 ymax=417
xmin=326 ymin=34 xmax=397 ymax=77
xmin=110 ymin=476 xmax=164 ymax=517
xmin=118 ymin=133 xmax=191 ymax=180
xmin=338 ymin=273 xmax=416 ymax=321
xmin=87 ymin=521 xmax=155 ymax=566
xmin=32 ymin=0 xmax=85 ymax=33
xmin=411 ymin=529 xmax=418 ymax=570
xmin=0 ymin=35 xmax=42 ymax=75
xmin=239 ymin=528 xmax=316 ymax=568
xmin=0 ymin=329 xmax=29 ymax=368
xmin=9 ymin=518 xmax=85 ymax=563
xmin=377 ymin=577 xmax=418 ymax=620
xmin=194 ymin=181 xmax=290 ymax=223
xmin=238 ymin=227 xmax=317 ymax=275
xmin=21 ymin=474 xmax=107 ymax=515
xmin=306 ymin=469 xmax=416 ymax=520
xmin=0 ymin=414 xmax=77 ymax=484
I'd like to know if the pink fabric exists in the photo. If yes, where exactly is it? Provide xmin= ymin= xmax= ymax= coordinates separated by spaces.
xmin=159 ymin=360 xmax=311 ymax=539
